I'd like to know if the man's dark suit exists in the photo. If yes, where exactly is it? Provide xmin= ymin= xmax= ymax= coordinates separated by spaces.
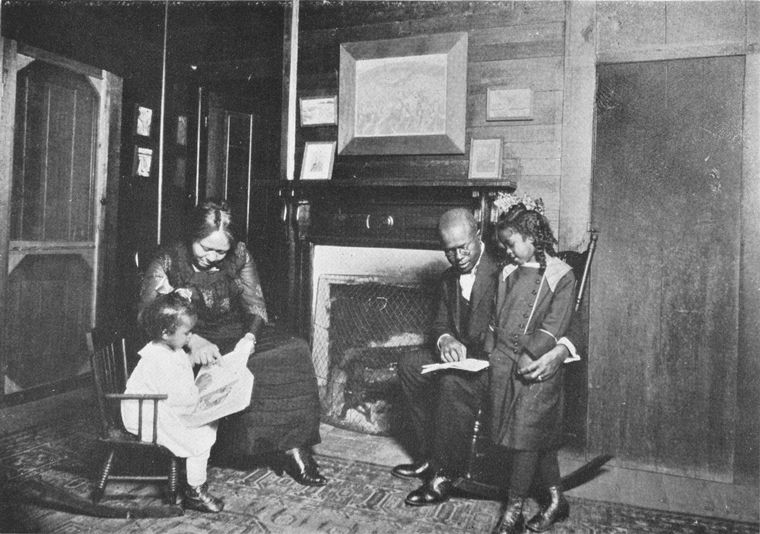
xmin=398 ymin=246 xmax=500 ymax=476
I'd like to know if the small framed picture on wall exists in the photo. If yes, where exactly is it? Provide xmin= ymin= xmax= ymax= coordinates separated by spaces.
xmin=468 ymin=138 xmax=502 ymax=179
xmin=176 ymin=115 xmax=188 ymax=146
xmin=300 ymin=141 xmax=336 ymax=180
xmin=133 ymin=146 xmax=153 ymax=177
xmin=299 ymin=96 xmax=338 ymax=127
xmin=486 ymin=87 xmax=533 ymax=121
xmin=134 ymin=105 xmax=153 ymax=137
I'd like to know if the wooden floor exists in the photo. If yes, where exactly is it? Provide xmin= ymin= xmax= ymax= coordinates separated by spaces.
xmin=2 ymin=388 xmax=758 ymax=524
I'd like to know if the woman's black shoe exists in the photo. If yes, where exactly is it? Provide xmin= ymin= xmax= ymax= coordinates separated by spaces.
xmin=274 ymin=448 xmax=328 ymax=486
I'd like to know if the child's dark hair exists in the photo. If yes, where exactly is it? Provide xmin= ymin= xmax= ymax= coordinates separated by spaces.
xmin=140 ymin=292 xmax=197 ymax=341
xmin=496 ymin=204 xmax=558 ymax=273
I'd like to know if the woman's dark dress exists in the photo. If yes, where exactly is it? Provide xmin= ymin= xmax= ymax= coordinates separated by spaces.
xmin=139 ymin=242 xmax=321 ymax=458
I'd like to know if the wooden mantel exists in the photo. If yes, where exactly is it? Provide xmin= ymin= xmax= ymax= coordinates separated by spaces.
xmin=256 ymin=179 xmax=515 ymax=335
xmin=256 ymin=178 xmax=516 ymax=249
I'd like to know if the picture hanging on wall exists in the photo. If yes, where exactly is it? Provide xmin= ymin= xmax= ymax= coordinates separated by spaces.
xmin=299 ymin=96 xmax=338 ymax=126
xmin=133 ymin=146 xmax=153 ymax=178
xmin=486 ymin=87 xmax=533 ymax=121
xmin=134 ymin=105 xmax=153 ymax=137
xmin=300 ymin=141 xmax=336 ymax=180
xmin=468 ymin=138 xmax=502 ymax=179
xmin=338 ymin=31 xmax=468 ymax=155
xmin=176 ymin=115 xmax=188 ymax=145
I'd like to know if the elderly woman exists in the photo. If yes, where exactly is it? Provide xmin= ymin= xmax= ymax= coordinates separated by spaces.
xmin=138 ymin=200 xmax=326 ymax=486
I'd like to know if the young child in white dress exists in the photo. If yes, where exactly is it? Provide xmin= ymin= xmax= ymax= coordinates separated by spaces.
xmin=121 ymin=291 xmax=224 ymax=513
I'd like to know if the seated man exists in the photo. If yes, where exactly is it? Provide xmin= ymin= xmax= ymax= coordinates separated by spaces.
xmin=394 ymin=208 xmax=577 ymax=506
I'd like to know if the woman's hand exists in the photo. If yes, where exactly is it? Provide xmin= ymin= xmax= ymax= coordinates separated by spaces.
xmin=517 ymin=344 xmax=569 ymax=382
xmin=187 ymin=333 xmax=221 ymax=366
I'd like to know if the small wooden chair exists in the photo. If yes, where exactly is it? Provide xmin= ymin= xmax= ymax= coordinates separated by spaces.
xmin=87 ymin=328 xmax=181 ymax=507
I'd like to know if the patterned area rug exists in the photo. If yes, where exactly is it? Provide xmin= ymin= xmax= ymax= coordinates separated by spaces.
xmin=1 ymin=413 xmax=757 ymax=533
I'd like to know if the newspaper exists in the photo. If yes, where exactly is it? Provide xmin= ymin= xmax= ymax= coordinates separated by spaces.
xmin=182 ymin=339 xmax=255 ymax=427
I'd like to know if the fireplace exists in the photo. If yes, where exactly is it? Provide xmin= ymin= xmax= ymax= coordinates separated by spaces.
xmin=277 ymin=180 xmax=514 ymax=434
xmin=313 ymin=273 xmax=436 ymax=434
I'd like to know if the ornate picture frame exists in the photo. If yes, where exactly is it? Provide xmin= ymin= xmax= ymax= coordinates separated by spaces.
xmin=300 ymin=141 xmax=336 ymax=180
xmin=338 ymin=31 xmax=468 ymax=155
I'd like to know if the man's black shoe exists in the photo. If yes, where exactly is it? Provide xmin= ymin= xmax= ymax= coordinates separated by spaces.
xmin=391 ymin=460 xmax=432 ymax=480
xmin=404 ymin=474 xmax=452 ymax=506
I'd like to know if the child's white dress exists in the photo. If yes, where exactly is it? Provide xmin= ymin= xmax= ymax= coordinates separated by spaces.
xmin=121 ymin=341 xmax=217 ymax=458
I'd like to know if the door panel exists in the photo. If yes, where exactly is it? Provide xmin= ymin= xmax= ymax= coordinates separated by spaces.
xmin=4 ymin=55 xmax=102 ymax=393
xmin=590 ymin=57 xmax=743 ymax=481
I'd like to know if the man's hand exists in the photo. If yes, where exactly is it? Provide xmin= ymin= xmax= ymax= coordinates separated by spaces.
xmin=187 ymin=333 xmax=222 ymax=366
xmin=438 ymin=334 xmax=468 ymax=363
xmin=517 ymin=344 xmax=569 ymax=382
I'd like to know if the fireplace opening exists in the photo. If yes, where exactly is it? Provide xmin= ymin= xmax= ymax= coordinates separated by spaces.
xmin=312 ymin=275 xmax=437 ymax=435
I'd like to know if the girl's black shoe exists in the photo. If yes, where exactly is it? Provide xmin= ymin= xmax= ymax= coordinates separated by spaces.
xmin=526 ymin=486 xmax=569 ymax=532
xmin=493 ymin=496 xmax=525 ymax=534
xmin=274 ymin=447 xmax=328 ymax=486
xmin=183 ymin=482 xmax=224 ymax=513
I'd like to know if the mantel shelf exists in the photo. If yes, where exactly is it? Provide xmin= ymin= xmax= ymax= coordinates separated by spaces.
xmin=251 ymin=178 xmax=516 ymax=192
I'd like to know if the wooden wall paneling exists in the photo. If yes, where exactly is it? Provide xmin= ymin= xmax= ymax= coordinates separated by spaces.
xmin=596 ymin=1 xmax=667 ymax=50
xmin=665 ymin=1 xmax=746 ymax=45
xmin=736 ymin=5 xmax=760 ymax=485
xmin=469 ymin=57 xmax=565 ymax=90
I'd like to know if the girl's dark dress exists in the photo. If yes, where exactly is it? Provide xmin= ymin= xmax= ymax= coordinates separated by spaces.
xmin=139 ymin=242 xmax=321 ymax=459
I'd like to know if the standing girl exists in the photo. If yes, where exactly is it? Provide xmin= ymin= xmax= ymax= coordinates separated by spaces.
xmin=121 ymin=291 xmax=224 ymax=513
xmin=489 ymin=205 xmax=576 ymax=534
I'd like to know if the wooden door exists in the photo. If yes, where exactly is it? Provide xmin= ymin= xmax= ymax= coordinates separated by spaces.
xmin=0 ymin=42 xmax=119 ymax=394
xmin=590 ymin=57 xmax=743 ymax=481
xmin=203 ymin=89 xmax=289 ymax=323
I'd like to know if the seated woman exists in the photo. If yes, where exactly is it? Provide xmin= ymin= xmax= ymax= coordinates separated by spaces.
xmin=138 ymin=199 xmax=327 ymax=486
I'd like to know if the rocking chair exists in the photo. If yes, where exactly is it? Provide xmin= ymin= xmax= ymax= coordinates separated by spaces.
xmin=87 ymin=328 xmax=182 ymax=510
xmin=454 ymin=231 xmax=609 ymax=499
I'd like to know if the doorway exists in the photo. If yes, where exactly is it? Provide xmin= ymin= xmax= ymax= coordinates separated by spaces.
xmin=0 ymin=42 xmax=120 ymax=397
xmin=590 ymin=57 xmax=744 ymax=480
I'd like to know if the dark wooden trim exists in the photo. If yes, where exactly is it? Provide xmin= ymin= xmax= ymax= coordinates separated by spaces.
xmin=0 ymin=374 xmax=91 ymax=408
xmin=736 ymin=51 xmax=760 ymax=486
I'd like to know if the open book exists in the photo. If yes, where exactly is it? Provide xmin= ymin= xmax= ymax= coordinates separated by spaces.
xmin=183 ymin=341 xmax=254 ymax=427
xmin=420 ymin=359 xmax=490 ymax=374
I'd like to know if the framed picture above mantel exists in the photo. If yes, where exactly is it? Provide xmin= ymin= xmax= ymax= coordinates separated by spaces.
xmin=338 ymin=31 xmax=468 ymax=156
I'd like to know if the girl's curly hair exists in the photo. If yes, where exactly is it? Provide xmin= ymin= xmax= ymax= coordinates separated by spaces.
xmin=495 ymin=204 xmax=558 ymax=273
xmin=140 ymin=291 xmax=197 ymax=341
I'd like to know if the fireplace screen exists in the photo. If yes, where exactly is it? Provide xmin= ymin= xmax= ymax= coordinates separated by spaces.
xmin=312 ymin=275 xmax=437 ymax=435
